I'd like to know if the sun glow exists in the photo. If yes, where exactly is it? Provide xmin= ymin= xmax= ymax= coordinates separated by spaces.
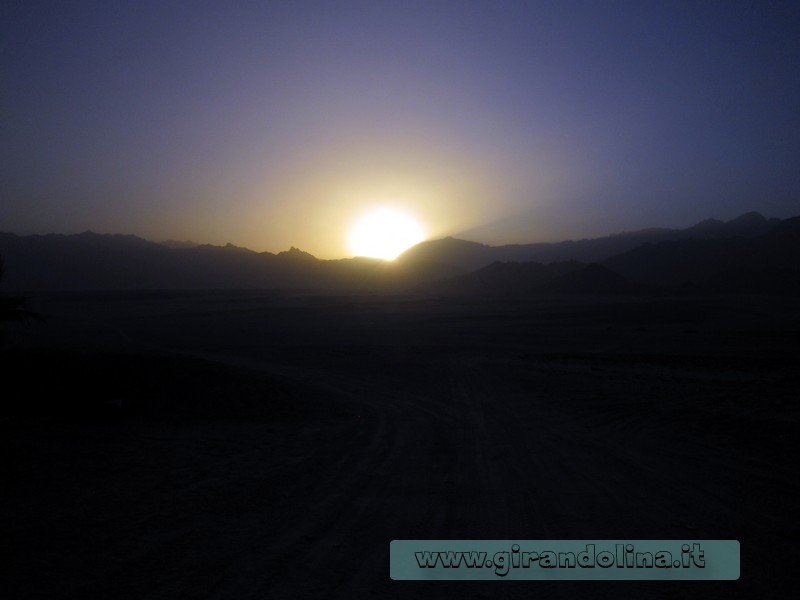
xmin=348 ymin=207 xmax=425 ymax=260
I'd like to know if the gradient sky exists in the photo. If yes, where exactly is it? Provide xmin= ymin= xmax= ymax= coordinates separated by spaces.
xmin=2 ymin=0 xmax=799 ymax=257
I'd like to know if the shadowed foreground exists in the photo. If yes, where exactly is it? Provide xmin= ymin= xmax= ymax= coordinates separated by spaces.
xmin=2 ymin=291 xmax=798 ymax=598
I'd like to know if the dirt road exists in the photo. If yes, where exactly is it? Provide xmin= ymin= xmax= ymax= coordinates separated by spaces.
xmin=3 ymin=292 xmax=798 ymax=598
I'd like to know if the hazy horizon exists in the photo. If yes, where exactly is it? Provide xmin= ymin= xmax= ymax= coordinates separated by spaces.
xmin=2 ymin=207 xmax=792 ymax=260
xmin=3 ymin=2 xmax=799 ymax=258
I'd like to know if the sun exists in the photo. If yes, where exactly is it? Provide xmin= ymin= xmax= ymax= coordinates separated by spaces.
xmin=348 ymin=207 xmax=425 ymax=260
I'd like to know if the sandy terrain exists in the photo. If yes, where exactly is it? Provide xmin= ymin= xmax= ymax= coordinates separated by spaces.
xmin=2 ymin=291 xmax=798 ymax=598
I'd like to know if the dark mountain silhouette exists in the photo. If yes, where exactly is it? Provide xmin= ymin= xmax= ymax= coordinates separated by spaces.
xmin=685 ymin=211 xmax=778 ymax=238
xmin=397 ymin=212 xmax=783 ymax=271
xmin=396 ymin=237 xmax=492 ymax=272
xmin=418 ymin=261 xmax=650 ymax=297
xmin=419 ymin=260 xmax=585 ymax=295
xmin=543 ymin=263 xmax=647 ymax=295
xmin=603 ymin=217 xmax=800 ymax=290
xmin=159 ymin=239 xmax=198 ymax=249
xmin=0 ymin=212 xmax=795 ymax=294
xmin=0 ymin=231 xmax=457 ymax=292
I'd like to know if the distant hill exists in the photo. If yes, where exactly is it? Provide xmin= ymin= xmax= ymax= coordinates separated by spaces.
xmin=397 ymin=237 xmax=493 ymax=272
xmin=397 ymin=212 xmax=782 ymax=272
xmin=0 ymin=231 xmax=455 ymax=291
xmin=603 ymin=217 xmax=800 ymax=290
xmin=418 ymin=261 xmax=651 ymax=297
xmin=395 ymin=211 xmax=798 ymax=295
xmin=0 ymin=212 xmax=796 ymax=294
xmin=159 ymin=239 xmax=198 ymax=249
xmin=420 ymin=260 xmax=584 ymax=295
xmin=543 ymin=263 xmax=648 ymax=295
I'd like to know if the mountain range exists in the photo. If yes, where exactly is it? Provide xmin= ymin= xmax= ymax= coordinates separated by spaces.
xmin=399 ymin=211 xmax=783 ymax=270
xmin=1 ymin=212 xmax=798 ymax=295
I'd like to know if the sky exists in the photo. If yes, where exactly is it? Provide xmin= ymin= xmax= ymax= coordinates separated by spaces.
xmin=2 ymin=0 xmax=799 ymax=257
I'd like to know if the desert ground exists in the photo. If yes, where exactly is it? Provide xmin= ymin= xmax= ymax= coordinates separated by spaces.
xmin=2 ymin=290 xmax=798 ymax=598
